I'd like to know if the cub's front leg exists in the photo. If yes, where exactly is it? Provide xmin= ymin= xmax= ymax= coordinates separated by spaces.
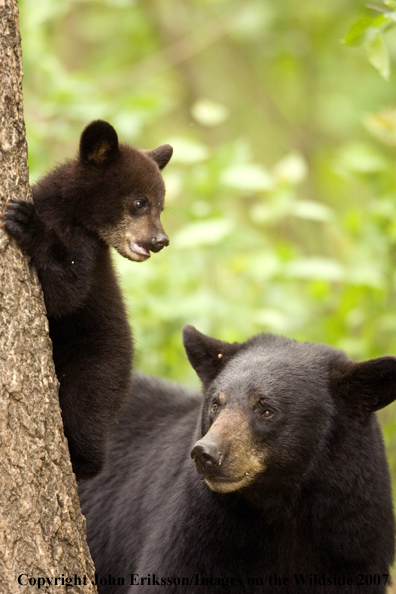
xmin=3 ymin=199 xmax=101 ymax=316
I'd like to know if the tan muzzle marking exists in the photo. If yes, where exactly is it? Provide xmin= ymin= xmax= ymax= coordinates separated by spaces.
xmin=203 ymin=408 xmax=265 ymax=493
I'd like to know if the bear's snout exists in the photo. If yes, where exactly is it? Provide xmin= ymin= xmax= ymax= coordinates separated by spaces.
xmin=149 ymin=232 xmax=169 ymax=252
xmin=191 ymin=440 xmax=221 ymax=475
xmin=190 ymin=409 xmax=267 ymax=493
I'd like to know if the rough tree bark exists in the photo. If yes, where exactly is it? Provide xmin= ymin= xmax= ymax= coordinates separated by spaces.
xmin=0 ymin=1 xmax=97 ymax=592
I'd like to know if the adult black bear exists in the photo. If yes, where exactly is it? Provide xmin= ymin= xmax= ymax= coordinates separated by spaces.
xmin=78 ymin=326 xmax=396 ymax=593
xmin=2 ymin=120 xmax=173 ymax=480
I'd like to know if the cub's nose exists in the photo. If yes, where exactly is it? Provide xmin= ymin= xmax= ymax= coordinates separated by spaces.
xmin=191 ymin=441 xmax=221 ymax=475
xmin=150 ymin=233 xmax=169 ymax=252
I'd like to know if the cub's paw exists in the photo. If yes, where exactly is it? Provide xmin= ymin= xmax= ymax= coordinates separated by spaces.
xmin=2 ymin=199 xmax=42 ymax=251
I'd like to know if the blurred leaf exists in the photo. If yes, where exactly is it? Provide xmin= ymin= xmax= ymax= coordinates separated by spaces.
xmin=249 ymin=189 xmax=295 ymax=224
xmin=291 ymin=200 xmax=334 ymax=222
xmin=347 ymin=263 xmax=384 ymax=288
xmin=367 ymin=34 xmax=390 ymax=79
xmin=335 ymin=142 xmax=388 ymax=174
xmin=165 ymin=137 xmax=210 ymax=164
xmin=191 ymin=98 xmax=229 ymax=126
xmin=273 ymin=153 xmax=307 ymax=186
xmin=255 ymin=308 xmax=289 ymax=332
xmin=172 ymin=219 xmax=234 ymax=248
xmin=229 ymin=2 xmax=274 ymax=40
xmin=364 ymin=107 xmax=396 ymax=145
xmin=285 ymin=258 xmax=345 ymax=281
xmin=344 ymin=11 xmax=395 ymax=79
xmin=343 ymin=16 xmax=376 ymax=47
xmin=221 ymin=164 xmax=274 ymax=192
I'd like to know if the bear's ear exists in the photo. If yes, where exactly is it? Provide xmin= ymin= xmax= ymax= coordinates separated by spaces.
xmin=331 ymin=356 xmax=396 ymax=415
xmin=183 ymin=325 xmax=241 ymax=388
xmin=146 ymin=144 xmax=173 ymax=170
xmin=79 ymin=120 xmax=120 ymax=166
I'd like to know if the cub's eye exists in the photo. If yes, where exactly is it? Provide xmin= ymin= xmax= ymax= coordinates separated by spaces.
xmin=262 ymin=409 xmax=274 ymax=419
xmin=211 ymin=403 xmax=219 ymax=414
xmin=134 ymin=199 xmax=147 ymax=209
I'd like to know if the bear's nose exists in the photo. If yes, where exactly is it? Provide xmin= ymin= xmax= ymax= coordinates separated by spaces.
xmin=191 ymin=441 xmax=221 ymax=475
xmin=150 ymin=233 xmax=169 ymax=251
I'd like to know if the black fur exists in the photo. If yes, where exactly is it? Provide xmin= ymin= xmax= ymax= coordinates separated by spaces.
xmin=3 ymin=120 xmax=173 ymax=480
xmin=79 ymin=328 xmax=396 ymax=593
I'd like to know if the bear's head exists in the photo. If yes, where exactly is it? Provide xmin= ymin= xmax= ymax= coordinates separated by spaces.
xmin=66 ymin=120 xmax=173 ymax=262
xmin=183 ymin=325 xmax=396 ymax=496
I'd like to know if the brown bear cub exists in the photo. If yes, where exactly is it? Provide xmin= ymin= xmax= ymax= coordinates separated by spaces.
xmin=3 ymin=120 xmax=173 ymax=480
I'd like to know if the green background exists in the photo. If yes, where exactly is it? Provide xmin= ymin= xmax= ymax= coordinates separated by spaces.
xmin=18 ymin=0 xmax=396 ymax=511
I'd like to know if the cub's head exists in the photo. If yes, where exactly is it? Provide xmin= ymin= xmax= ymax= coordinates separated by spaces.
xmin=183 ymin=326 xmax=396 ymax=495
xmin=76 ymin=119 xmax=173 ymax=262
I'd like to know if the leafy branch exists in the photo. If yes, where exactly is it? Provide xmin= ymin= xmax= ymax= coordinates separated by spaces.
xmin=344 ymin=1 xmax=396 ymax=80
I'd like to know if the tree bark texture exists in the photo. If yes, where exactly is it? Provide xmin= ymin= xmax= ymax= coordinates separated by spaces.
xmin=0 ymin=1 xmax=97 ymax=592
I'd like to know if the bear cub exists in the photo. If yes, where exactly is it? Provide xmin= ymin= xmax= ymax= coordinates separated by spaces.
xmin=79 ymin=326 xmax=396 ymax=593
xmin=3 ymin=120 xmax=173 ymax=480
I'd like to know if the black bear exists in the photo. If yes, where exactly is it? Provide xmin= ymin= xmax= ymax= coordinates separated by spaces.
xmin=2 ymin=120 xmax=173 ymax=480
xmin=78 ymin=326 xmax=396 ymax=593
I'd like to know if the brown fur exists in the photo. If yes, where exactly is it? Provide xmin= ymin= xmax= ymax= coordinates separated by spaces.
xmin=3 ymin=120 xmax=173 ymax=479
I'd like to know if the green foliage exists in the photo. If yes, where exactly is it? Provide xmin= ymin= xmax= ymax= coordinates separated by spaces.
xmin=344 ymin=1 xmax=396 ymax=80
xmin=18 ymin=0 xmax=396 ymax=490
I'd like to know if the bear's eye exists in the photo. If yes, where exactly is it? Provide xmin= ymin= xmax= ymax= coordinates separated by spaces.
xmin=257 ymin=400 xmax=275 ymax=419
xmin=134 ymin=199 xmax=147 ymax=209
xmin=211 ymin=403 xmax=219 ymax=414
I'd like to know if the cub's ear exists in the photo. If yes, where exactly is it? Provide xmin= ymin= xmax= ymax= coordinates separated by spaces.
xmin=331 ymin=356 xmax=396 ymax=415
xmin=183 ymin=325 xmax=241 ymax=388
xmin=79 ymin=120 xmax=120 ymax=166
xmin=147 ymin=144 xmax=173 ymax=170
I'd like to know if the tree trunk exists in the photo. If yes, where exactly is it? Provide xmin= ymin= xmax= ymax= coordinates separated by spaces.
xmin=0 ymin=1 xmax=97 ymax=592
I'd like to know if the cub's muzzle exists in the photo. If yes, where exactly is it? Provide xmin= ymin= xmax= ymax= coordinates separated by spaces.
xmin=149 ymin=232 xmax=169 ymax=252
